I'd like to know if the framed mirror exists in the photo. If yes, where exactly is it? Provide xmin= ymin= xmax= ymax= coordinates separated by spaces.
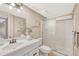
xmin=0 ymin=17 xmax=8 ymax=39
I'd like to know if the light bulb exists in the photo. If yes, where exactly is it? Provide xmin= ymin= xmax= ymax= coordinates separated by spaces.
xmin=20 ymin=7 xmax=23 ymax=10
xmin=17 ymin=9 xmax=20 ymax=12
xmin=9 ymin=6 xmax=13 ymax=9
xmin=11 ymin=3 xmax=15 ymax=6
xmin=0 ymin=3 xmax=2 ymax=5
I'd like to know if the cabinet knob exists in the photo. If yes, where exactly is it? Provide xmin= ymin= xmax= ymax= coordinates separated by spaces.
xmin=33 ymin=53 xmax=37 ymax=56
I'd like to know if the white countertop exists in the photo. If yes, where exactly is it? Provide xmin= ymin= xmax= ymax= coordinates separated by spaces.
xmin=0 ymin=39 xmax=42 ymax=56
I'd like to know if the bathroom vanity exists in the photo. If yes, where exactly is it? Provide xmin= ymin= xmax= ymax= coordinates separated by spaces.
xmin=0 ymin=39 xmax=42 ymax=56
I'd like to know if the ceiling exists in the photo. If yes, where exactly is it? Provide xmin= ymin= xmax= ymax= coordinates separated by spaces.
xmin=0 ymin=3 xmax=75 ymax=19
xmin=25 ymin=3 xmax=75 ymax=19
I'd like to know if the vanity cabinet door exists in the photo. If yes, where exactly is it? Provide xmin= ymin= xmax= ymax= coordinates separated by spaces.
xmin=24 ymin=48 xmax=39 ymax=56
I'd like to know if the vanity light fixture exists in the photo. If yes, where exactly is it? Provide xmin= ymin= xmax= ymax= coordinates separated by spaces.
xmin=11 ymin=3 xmax=15 ymax=6
xmin=5 ymin=3 xmax=23 ymax=12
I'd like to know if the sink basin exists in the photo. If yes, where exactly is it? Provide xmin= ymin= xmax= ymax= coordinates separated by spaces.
xmin=0 ymin=43 xmax=4 ymax=46
xmin=2 ymin=39 xmax=31 ymax=50
xmin=2 ymin=42 xmax=23 ymax=50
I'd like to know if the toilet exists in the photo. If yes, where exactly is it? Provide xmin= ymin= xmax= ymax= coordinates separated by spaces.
xmin=39 ymin=45 xmax=52 ymax=56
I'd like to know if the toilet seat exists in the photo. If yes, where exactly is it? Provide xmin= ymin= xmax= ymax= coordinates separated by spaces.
xmin=39 ymin=45 xmax=51 ymax=53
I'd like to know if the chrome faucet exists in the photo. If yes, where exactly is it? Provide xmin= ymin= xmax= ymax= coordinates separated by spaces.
xmin=9 ymin=39 xmax=16 ymax=44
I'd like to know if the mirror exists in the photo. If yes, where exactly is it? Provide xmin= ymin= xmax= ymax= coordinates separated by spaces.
xmin=0 ymin=17 xmax=8 ymax=39
xmin=13 ymin=16 xmax=26 ymax=37
xmin=0 ymin=11 xmax=26 ymax=39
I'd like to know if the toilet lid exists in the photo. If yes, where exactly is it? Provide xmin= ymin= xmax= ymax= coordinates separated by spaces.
xmin=40 ymin=45 xmax=51 ymax=50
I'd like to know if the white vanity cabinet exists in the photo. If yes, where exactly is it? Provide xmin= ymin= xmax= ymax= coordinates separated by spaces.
xmin=3 ymin=39 xmax=42 ymax=56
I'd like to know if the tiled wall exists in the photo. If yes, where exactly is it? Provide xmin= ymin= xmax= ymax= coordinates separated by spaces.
xmin=43 ymin=20 xmax=56 ymax=50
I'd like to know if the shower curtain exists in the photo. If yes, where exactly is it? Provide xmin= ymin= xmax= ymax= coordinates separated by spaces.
xmin=55 ymin=19 xmax=74 ymax=55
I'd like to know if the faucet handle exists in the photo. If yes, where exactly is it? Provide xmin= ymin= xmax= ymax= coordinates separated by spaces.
xmin=9 ymin=40 xmax=12 ymax=44
xmin=13 ymin=39 xmax=16 ymax=43
xmin=9 ymin=39 xmax=16 ymax=44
